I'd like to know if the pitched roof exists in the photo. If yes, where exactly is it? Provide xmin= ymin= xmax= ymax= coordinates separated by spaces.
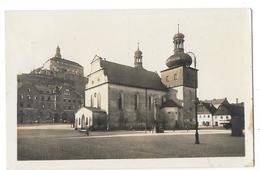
xmin=85 ymin=107 xmax=107 ymax=113
xmin=198 ymin=102 xmax=217 ymax=114
xmin=214 ymin=102 xmax=244 ymax=117
xmin=204 ymin=98 xmax=227 ymax=105
xmin=100 ymin=60 xmax=167 ymax=91
xmin=160 ymin=100 xmax=181 ymax=108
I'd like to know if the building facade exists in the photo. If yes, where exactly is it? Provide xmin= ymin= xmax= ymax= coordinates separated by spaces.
xmin=197 ymin=102 xmax=216 ymax=127
xmin=76 ymin=29 xmax=198 ymax=130
xmin=17 ymin=46 xmax=87 ymax=123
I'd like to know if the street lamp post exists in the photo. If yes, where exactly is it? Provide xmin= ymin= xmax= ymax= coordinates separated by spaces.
xmin=187 ymin=52 xmax=200 ymax=144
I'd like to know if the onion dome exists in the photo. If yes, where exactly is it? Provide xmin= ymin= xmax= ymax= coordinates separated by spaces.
xmin=166 ymin=52 xmax=192 ymax=68
xmin=166 ymin=25 xmax=192 ymax=68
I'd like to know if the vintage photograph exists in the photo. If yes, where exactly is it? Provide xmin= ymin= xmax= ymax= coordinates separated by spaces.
xmin=6 ymin=9 xmax=253 ymax=168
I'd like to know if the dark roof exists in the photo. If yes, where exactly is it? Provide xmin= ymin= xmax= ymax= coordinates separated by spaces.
xmin=50 ymin=57 xmax=82 ymax=67
xmin=100 ymin=60 xmax=167 ymax=91
xmin=85 ymin=107 xmax=106 ymax=113
xmin=160 ymin=100 xmax=181 ymax=108
xmin=204 ymin=98 xmax=227 ymax=105
xmin=214 ymin=102 xmax=244 ymax=117
xmin=198 ymin=102 xmax=217 ymax=114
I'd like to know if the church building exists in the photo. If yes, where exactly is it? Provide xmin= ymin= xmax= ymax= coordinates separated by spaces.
xmin=75 ymin=28 xmax=198 ymax=130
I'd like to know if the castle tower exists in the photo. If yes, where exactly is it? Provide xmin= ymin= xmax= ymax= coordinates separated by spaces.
xmin=161 ymin=26 xmax=198 ymax=122
xmin=134 ymin=43 xmax=143 ymax=69
xmin=54 ymin=45 xmax=62 ymax=58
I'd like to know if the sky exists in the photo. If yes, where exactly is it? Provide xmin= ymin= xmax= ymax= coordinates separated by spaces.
xmin=5 ymin=9 xmax=252 ymax=103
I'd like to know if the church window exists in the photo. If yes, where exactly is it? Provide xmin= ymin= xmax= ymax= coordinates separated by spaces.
xmin=27 ymin=88 xmax=31 ymax=93
xmin=90 ymin=95 xmax=93 ymax=107
xmin=86 ymin=117 xmax=88 ymax=125
xmin=20 ymin=94 xmax=24 ymax=99
xmin=34 ymin=96 xmax=38 ymax=100
xmin=148 ymin=96 xmax=151 ymax=110
xmin=97 ymin=93 xmax=101 ymax=108
xmin=174 ymin=74 xmax=178 ymax=80
xmin=166 ymin=76 xmax=169 ymax=82
xmin=134 ymin=93 xmax=139 ymax=110
xmin=118 ymin=93 xmax=123 ymax=110
xmin=27 ymin=95 xmax=31 ymax=100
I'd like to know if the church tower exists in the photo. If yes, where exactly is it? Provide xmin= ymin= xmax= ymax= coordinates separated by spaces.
xmin=161 ymin=26 xmax=198 ymax=122
xmin=134 ymin=43 xmax=143 ymax=69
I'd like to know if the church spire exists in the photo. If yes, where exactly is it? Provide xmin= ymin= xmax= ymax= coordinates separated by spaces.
xmin=54 ymin=45 xmax=62 ymax=58
xmin=134 ymin=42 xmax=143 ymax=69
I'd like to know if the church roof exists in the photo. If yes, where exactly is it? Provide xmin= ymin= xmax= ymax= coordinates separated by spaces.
xmin=100 ymin=60 xmax=167 ymax=91
xmin=85 ymin=107 xmax=107 ymax=113
xmin=160 ymin=100 xmax=181 ymax=108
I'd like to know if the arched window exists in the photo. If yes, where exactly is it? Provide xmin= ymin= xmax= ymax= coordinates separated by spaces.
xmin=97 ymin=93 xmax=101 ymax=108
xmin=134 ymin=93 xmax=139 ymax=110
xmin=86 ymin=117 xmax=88 ymax=125
xmin=90 ymin=95 xmax=93 ymax=107
xmin=148 ymin=96 xmax=152 ymax=110
xmin=118 ymin=93 xmax=124 ymax=110
xmin=174 ymin=74 xmax=178 ymax=80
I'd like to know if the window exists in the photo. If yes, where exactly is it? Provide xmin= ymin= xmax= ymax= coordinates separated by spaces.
xmin=134 ymin=93 xmax=139 ymax=110
xmin=90 ymin=95 xmax=93 ymax=107
xmin=27 ymin=88 xmax=31 ymax=93
xmin=118 ymin=93 xmax=123 ymax=110
xmin=79 ymin=118 xmax=81 ymax=125
xmin=148 ymin=96 xmax=153 ymax=110
xmin=41 ymin=96 xmax=44 ymax=101
xmin=220 ymin=116 xmax=223 ymax=119
xmin=208 ymin=115 xmax=210 ymax=118
xmin=47 ymin=96 xmax=50 ymax=101
xmin=27 ymin=95 xmax=31 ymax=100
xmin=166 ymin=76 xmax=169 ymax=82
xmin=226 ymin=116 xmax=229 ymax=119
xmin=86 ymin=117 xmax=88 ymax=125
xmin=34 ymin=96 xmax=38 ymax=100
xmin=97 ymin=93 xmax=101 ymax=108
xmin=20 ymin=94 xmax=24 ymax=99
xmin=174 ymin=74 xmax=178 ymax=80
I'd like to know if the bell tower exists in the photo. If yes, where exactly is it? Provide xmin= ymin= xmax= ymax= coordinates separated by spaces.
xmin=134 ymin=43 xmax=143 ymax=69
xmin=161 ymin=25 xmax=198 ymax=122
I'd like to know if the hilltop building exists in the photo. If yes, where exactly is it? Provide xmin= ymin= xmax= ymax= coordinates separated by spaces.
xmin=17 ymin=46 xmax=87 ymax=123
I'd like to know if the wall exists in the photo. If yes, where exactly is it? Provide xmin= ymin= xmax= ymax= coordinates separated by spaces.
xmin=108 ymin=84 xmax=167 ymax=130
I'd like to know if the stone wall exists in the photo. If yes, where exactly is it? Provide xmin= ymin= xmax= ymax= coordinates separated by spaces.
xmin=107 ymin=84 xmax=167 ymax=130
